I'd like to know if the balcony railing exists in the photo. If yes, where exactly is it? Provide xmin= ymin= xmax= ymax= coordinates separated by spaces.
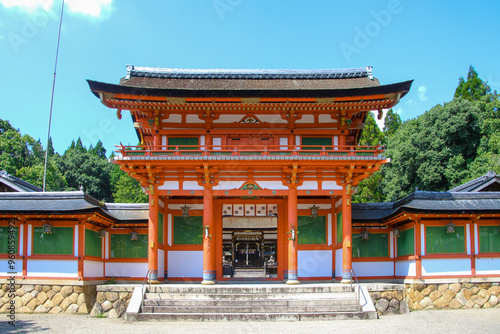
xmin=115 ymin=145 xmax=385 ymax=160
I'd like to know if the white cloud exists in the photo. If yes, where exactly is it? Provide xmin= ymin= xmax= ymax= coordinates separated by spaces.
xmin=0 ymin=0 xmax=53 ymax=12
xmin=417 ymin=85 xmax=428 ymax=101
xmin=66 ymin=0 xmax=112 ymax=17
xmin=0 ymin=0 xmax=113 ymax=17
xmin=373 ymin=109 xmax=387 ymax=131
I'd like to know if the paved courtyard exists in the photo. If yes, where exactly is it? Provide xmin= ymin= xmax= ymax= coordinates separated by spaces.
xmin=2 ymin=309 xmax=500 ymax=334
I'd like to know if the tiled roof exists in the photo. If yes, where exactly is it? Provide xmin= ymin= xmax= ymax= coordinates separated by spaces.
xmin=448 ymin=171 xmax=500 ymax=192
xmin=353 ymin=191 xmax=500 ymax=222
xmin=0 ymin=191 xmax=148 ymax=223
xmin=125 ymin=65 xmax=374 ymax=80
xmin=0 ymin=170 xmax=42 ymax=192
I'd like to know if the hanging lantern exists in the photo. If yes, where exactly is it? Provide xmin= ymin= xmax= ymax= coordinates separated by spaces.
xmin=309 ymin=205 xmax=319 ymax=218
xmin=181 ymin=205 xmax=191 ymax=218
xmin=361 ymin=230 xmax=370 ymax=240
xmin=42 ymin=222 xmax=53 ymax=234
xmin=98 ymin=228 xmax=106 ymax=238
xmin=445 ymin=222 xmax=456 ymax=233
xmin=130 ymin=230 xmax=138 ymax=241
xmin=393 ymin=228 xmax=401 ymax=237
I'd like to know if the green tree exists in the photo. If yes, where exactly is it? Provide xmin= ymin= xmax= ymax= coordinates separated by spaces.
xmin=382 ymin=99 xmax=481 ymax=201
xmin=383 ymin=109 xmax=402 ymax=138
xmin=454 ymin=65 xmax=492 ymax=101
xmin=0 ymin=126 xmax=44 ymax=175
xmin=352 ymin=171 xmax=386 ymax=203
xmin=110 ymin=164 xmax=148 ymax=203
xmin=58 ymin=144 xmax=113 ymax=201
xmin=17 ymin=158 xmax=67 ymax=191
xmin=88 ymin=140 xmax=107 ymax=159
xmin=359 ymin=112 xmax=385 ymax=146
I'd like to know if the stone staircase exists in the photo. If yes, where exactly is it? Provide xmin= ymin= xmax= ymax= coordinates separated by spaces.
xmin=125 ymin=284 xmax=377 ymax=321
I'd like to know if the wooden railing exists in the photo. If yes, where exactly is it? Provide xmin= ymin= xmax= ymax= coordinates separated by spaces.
xmin=115 ymin=144 xmax=385 ymax=159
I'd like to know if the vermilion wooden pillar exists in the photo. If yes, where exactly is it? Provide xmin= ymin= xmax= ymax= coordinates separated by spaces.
xmin=148 ymin=188 xmax=159 ymax=283
xmin=341 ymin=190 xmax=352 ymax=283
xmin=286 ymin=186 xmax=299 ymax=284
xmin=202 ymin=186 xmax=215 ymax=285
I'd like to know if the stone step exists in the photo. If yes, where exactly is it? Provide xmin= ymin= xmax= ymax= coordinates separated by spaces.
xmin=141 ymin=304 xmax=362 ymax=313
xmin=143 ymin=297 xmax=360 ymax=307
xmin=131 ymin=311 xmax=377 ymax=322
xmin=147 ymin=284 xmax=351 ymax=294
xmin=144 ymin=292 xmax=358 ymax=301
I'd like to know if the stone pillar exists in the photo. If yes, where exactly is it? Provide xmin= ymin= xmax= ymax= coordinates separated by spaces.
xmin=202 ymin=186 xmax=215 ymax=285
xmin=341 ymin=190 xmax=352 ymax=283
xmin=286 ymin=186 xmax=299 ymax=285
xmin=148 ymin=187 xmax=159 ymax=283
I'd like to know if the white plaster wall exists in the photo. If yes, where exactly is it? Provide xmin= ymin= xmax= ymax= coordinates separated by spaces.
xmin=298 ymin=250 xmax=332 ymax=277
xmin=466 ymin=224 xmax=471 ymax=255
xmin=255 ymin=181 xmax=288 ymax=190
xmin=476 ymin=258 xmax=500 ymax=275
xmin=352 ymin=261 xmax=394 ymax=277
xmin=186 ymin=114 xmax=204 ymax=123
xmin=297 ymin=204 xmax=331 ymax=210
xmin=421 ymin=258 xmax=472 ymax=276
xmin=335 ymin=248 xmax=343 ymax=279
xmin=212 ymin=137 xmax=222 ymax=148
xmin=322 ymin=181 xmax=342 ymax=190
xmin=27 ymin=224 xmax=32 ymax=256
xmin=168 ymin=204 xmax=203 ymax=210
xmin=296 ymin=115 xmax=314 ymax=124
xmin=105 ymin=262 xmax=148 ymax=278
xmin=395 ymin=260 xmax=416 ymax=277
xmin=158 ymin=249 xmax=165 ymax=278
xmin=168 ymin=251 xmax=203 ymax=278
xmin=257 ymin=115 xmax=287 ymax=123
xmin=74 ymin=226 xmax=79 ymax=257
xmin=162 ymin=114 xmax=182 ymax=123
xmin=318 ymin=114 xmax=338 ymax=123
xmin=159 ymin=181 xmax=179 ymax=190
xmin=213 ymin=181 xmax=245 ymax=190
xmin=84 ymin=260 xmax=104 ymax=277
xmin=27 ymin=260 xmax=78 ymax=278
xmin=279 ymin=137 xmax=288 ymax=148
xmin=19 ymin=224 xmax=24 ymax=256
xmin=213 ymin=115 xmax=243 ymax=123
xmin=168 ymin=214 xmax=172 ymax=247
xmin=297 ymin=181 xmax=318 ymax=190
xmin=183 ymin=181 xmax=203 ymax=190
xmin=0 ymin=259 xmax=22 ymax=276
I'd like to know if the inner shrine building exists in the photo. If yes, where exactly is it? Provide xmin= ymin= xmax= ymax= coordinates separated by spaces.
xmin=87 ymin=66 xmax=413 ymax=284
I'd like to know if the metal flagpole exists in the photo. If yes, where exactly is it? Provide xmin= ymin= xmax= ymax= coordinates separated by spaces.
xmin=43 ymin=0 xmax=65 ymax=191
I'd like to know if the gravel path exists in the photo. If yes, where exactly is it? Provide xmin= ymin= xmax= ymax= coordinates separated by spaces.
xmin=2 ymin=309 xmax=500 ymax=334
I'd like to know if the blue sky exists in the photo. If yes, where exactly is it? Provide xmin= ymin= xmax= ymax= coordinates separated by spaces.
xmin=1 ymin=0 xmax=499 ymax=155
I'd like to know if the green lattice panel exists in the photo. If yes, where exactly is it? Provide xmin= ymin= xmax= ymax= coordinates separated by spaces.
xmin=426 ymin=226 xmax=465 ymax=254
xmin=479 ymin=226 xmax=500 ymax=253
xmin=33 ymin=227 xmax=73 ymax=255
xmin=336 ymin=212 xmax=343 ymax=244
xmin=298 ymin=216 xmax=326 ymax=245
xmin=0 ymin=226 xmax=18 ymax=254
xmin=173 ymin=216 xmax=203 ymax=245
xmin=110 ymin=234 xmax=148 ymax=258
xmin=352 ymin=233 xmax=389 ymax=258
xmin=158 ymin=212 xmax=164 ymax=244
xmin=397 ymin=228 xmax=415 ymax=257
xmin=85 ymin=229 xmax=102 ymax=258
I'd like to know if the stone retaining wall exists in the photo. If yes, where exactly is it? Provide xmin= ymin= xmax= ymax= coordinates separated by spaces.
xmin=0 ymin=283 xmax=96 ymax=314
xmin=89 ymin=285 xmax=134 ymax=318
xmin=368 ymin=285 xmax=409 ymax=316
xmin=406 ymin=282 xmax=500 ymax=310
